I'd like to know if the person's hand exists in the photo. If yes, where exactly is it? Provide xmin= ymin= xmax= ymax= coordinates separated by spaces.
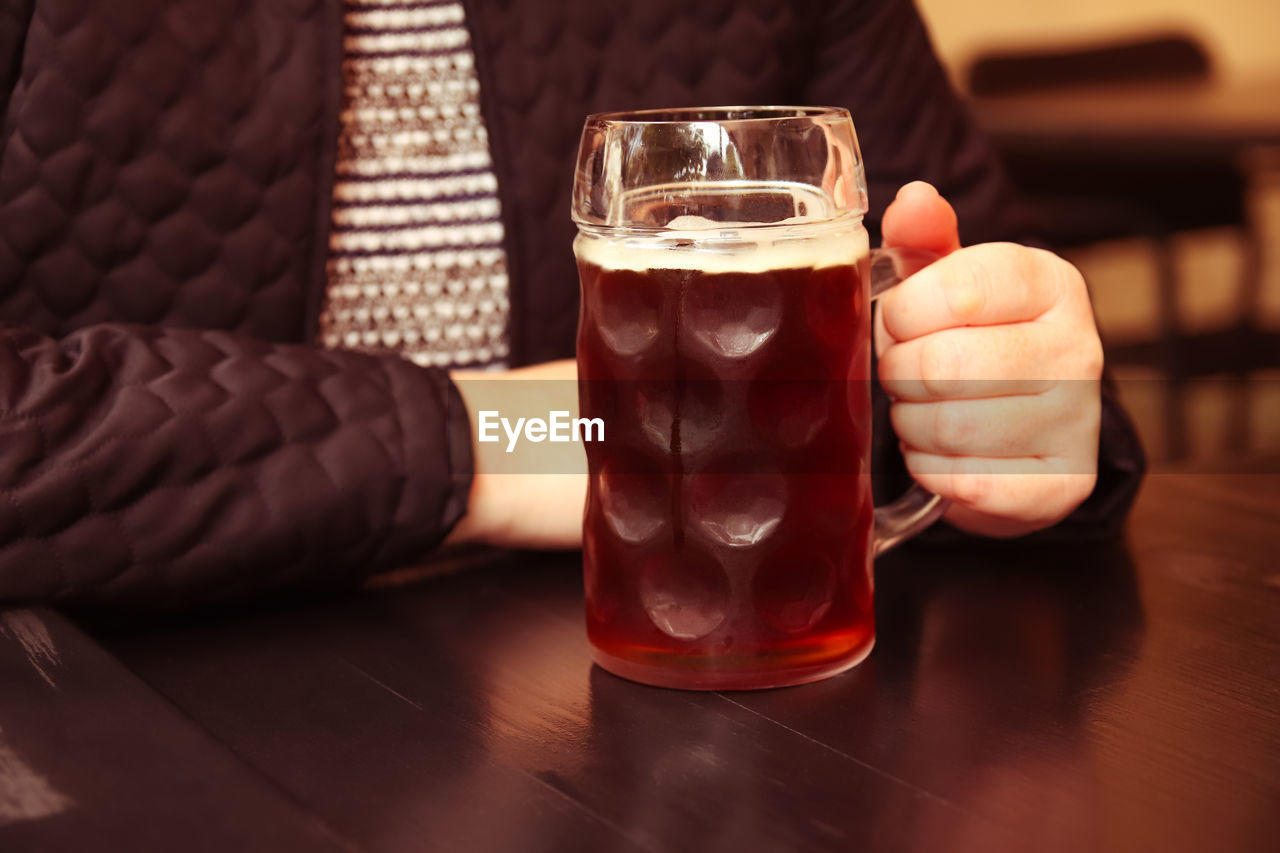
xmin=875 ymin=182 xmax=1102 ymax=537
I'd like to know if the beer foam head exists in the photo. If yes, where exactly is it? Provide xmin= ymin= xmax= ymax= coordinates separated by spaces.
xmin=575 ymin=223 xmax=868 ymax=273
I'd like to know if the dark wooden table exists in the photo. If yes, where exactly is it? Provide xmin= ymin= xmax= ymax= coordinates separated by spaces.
xmin=3 ymin=465 xmax=1279 ymax=852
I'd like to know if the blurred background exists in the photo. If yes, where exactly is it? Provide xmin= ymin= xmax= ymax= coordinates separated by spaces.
xmin=917 ymin=0 xmax=1280 ymax=466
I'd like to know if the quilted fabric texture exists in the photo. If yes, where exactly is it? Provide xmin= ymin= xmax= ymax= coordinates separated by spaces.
xmin=0 ymin=0 xmax=471 ymax=606
xmin=0 ymin=322 xmax=470 ymax=605
xmin=1 ymin=0 xmax=337 ymax=340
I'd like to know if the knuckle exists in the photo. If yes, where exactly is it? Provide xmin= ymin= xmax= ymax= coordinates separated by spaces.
xmin=1025 ymin=245 xmax=1073 ymax=306
xmin=1005 ymin=243 xmax=1076 ymax=316
xmin=876 ymin=286 xmax=909 ymax=340
xmin=949 ymin=460 xmax=990 ymax=507
xmin=1060 ymin=253 xmax=1088 ymax=293
xmin=1044 ymin=383 xmax=1083 ymax=421
xmin=1076 ymin=330 xmax=1105 ymax=379
xmin=1081 ymin=394 xmax=1103 ymax=440
xmin=877 ymin=342 xmax=903 ymax=383
xmin=946 ymin=253 xmax=994 ymax=320
xmin=919 ymin=334 xmax=958 ymax=398
xmin=1049 ymin=367 xmax=1103 ymax=442
xmin=932 ymin=403 xmax=975 ymax=454
xmin=1034 ymin=473 xmax=1096 ymax=525
xmin=1070 ymin=472 xmax=1099 ymax=508
xmin=889 ymin=401 xmax=917 ymax=444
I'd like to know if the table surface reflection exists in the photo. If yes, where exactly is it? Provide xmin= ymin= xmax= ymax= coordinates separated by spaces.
xmin=2 ymin=466 xmax=1278 ymax=852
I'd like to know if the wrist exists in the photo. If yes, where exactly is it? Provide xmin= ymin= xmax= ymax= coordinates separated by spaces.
xmin=445 ymin=361 xmax=586 ymax=549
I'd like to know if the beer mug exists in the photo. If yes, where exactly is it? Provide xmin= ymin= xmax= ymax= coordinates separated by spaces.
xmin=571 ymin=107 xmax=946 ymax=690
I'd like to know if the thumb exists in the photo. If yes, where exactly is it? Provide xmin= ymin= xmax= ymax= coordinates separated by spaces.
xmin=881 ymin=181 xmax=962 ymax=256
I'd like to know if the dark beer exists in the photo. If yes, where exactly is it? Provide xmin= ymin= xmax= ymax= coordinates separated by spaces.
xmin=576 ymin=228 xmax=875 ymax=689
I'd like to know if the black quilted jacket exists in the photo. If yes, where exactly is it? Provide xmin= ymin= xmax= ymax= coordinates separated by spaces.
xmin=0 ymin=0 xmax=1143 ymax=607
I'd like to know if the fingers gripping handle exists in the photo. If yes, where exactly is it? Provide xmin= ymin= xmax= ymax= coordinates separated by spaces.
xmin=868 ymin=247 xmax=949 ymax=555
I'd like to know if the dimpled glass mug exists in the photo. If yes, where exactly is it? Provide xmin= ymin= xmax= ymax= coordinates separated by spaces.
xmin=572 ymin=107 xmax=946 ymax=690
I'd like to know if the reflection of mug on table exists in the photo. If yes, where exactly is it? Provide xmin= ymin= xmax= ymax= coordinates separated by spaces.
xmin=571 ymin=108 xmax=945 ymax=690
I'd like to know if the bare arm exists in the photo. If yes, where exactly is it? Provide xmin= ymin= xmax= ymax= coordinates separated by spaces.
xmin=446 ymin=359 xmax=586 ymax=550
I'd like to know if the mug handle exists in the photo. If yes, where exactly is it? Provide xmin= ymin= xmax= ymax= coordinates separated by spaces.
xmin=867 ymin=247 xmax=949 ymax=556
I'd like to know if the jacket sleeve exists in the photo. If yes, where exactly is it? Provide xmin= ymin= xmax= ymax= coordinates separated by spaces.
xmin=803 ymin=0 xmax=1145 ymax=540
xmin=0 ymin=321 xmax=473 ymax=607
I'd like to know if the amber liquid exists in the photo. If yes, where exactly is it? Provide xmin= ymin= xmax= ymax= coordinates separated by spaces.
xmin=576 ymin=246 xmax=875 ymax=690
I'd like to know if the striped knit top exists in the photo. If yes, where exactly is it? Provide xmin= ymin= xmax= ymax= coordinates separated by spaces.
xmin=318 ymin=0 xmax=511 ymax=369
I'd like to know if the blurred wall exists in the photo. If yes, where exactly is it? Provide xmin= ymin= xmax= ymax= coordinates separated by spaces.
xmin=916 ymin=0 xmax=1280 ymax=86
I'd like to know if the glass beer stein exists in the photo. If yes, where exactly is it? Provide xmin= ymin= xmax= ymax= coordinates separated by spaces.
xmin=572 ymin=107 xmax=946 ymax=690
